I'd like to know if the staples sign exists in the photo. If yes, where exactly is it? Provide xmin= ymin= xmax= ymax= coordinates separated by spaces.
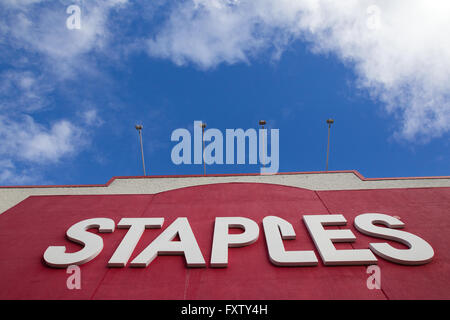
xmin=43 ymin=214 xmax=434 ymax=268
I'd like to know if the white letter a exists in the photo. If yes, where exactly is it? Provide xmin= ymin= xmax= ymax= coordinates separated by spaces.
xmin=66 ymin=5 xmax=81 ymax=30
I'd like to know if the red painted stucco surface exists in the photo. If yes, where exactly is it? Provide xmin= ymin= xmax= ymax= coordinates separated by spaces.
xmin=0 ymin=183 xmax=449 ymax=299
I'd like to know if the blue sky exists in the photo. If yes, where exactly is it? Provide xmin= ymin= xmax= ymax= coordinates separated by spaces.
xmin=0 ymin=1 xmax=449 ymax=186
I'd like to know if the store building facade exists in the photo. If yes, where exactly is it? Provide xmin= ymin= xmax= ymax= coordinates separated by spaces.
xmin=0 ymin=171 xmax=449 ymax=299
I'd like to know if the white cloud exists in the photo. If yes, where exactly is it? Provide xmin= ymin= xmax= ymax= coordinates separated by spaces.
xmin=0 ymin=69 xmax=90 ymax=183
xmin=0 ymin=71 xmax=52 ymax=112
xmin=146 ymin=0 xmax=450 ymax=140
xmin=0 ymin=0 xmax=43 ymax=8
xmin=81 ymin=108 xmax=103 ymax=126
xmin=0 ymin=1 xmax=117 ymax=184
xmin=0 ymin=70 xmax=89 ymax=183
xmin=0 ymin=115 xmax=86 ymax=164
xmin=1 ymin=0 xmax=129 ymax=78
xmin=0 ymin=159 xmax=42 ymax=185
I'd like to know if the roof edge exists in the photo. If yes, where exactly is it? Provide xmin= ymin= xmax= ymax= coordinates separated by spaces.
xmin=1 ymin=170 xmax=449 ymax=189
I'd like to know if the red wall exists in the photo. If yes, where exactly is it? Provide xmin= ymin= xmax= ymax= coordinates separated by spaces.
xmin=0 ymin=183 xmax=449 ymax=299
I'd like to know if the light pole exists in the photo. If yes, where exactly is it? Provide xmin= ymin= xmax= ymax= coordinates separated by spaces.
xmin=201 ymin=122 xmax=207 ymax=176
xmin=135 ymin=124 xmax=146 ymax=176
xmin=259 ymin=120 xmax=266 ymax=168
xmin=326 ymin=119 xmax=334 ymax=172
